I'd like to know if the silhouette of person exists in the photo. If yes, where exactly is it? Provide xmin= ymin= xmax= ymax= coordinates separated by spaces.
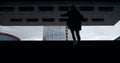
xmin=61 ymin=5 xmax=86 ymax=45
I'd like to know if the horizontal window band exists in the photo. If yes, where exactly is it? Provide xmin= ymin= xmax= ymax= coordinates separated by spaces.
xmin=26 ymin=18 xmax=39 ymax=22
xmin=10 ymin=19 xmax=23 ymax=22
xmin=79 ymin=6 xmax=94 ymax=11
xmin=42 ymin=18 xmax=55 ymax=22
xmin=92 ymin=18 xmax=104 ymax=22
xmin=19 ymin=6 xmax=34 ymax=11
xmin=38 ymin=6 xmax=54 ymax=11
xmin=98 ymin=7 xmax=114 ymax=11
xmin=0 ymin=7 xmax=15 ymax=11
xmin=59 ymin=18 xmax=68 ymax=22
xmin=58 ymin=6 xmax=69 ymax=11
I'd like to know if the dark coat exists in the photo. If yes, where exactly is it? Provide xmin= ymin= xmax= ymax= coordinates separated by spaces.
xmin=62 ymin=10 xmax=86 ymax=30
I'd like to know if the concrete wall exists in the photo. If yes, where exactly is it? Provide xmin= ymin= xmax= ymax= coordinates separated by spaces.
xmin=0 ymin=2 xmax=120 ymax=26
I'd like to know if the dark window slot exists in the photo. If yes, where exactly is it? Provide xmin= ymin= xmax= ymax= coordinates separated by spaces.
xmin=92 ymin=18 xmax=104 ymax=22
xmin=38 ymin=6 xmax=54 ymax=11
xmin=59 ymin=18 xmax=88 ymax=22
xmin=0 ymin=7 xmax=14 ymax=11
xmin=58 ymin=6 xmax=69 ymax=11
xmin=98 ymin=7 xmax=114 ymax=11
xmin=42 ymin=18 xmax=55 ymax=22
xmin=59 ymin=18 xmax=68 ymax=22
xmin=19 ymin=6 xmax=34 ymax=11
xmin=79 ymin=6 xmax=94 ymax=11
xmin=10 ymin=19 xmax=23 ymax=22
xmin=26 ymin=18 xmax=39 ymax=22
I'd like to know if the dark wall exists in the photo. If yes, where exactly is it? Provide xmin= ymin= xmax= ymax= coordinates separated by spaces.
xmin=0 ymin=0 xmax=120 ymax=2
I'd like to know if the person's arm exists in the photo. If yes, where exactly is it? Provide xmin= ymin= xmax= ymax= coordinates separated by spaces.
xmin=80 ymin=15 xmax=87 ymax=23
xmin=82 ymin=18 xmax=87 ymax=23
xmin=61 ymin=11 xmax=70 ymax=17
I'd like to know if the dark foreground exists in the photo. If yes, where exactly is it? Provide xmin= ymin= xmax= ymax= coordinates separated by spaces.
xmin=0 ymin=41 xmax=120 ymax=48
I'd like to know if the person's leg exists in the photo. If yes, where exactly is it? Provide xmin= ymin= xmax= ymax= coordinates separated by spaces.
xmin=70 ymin=29 xmax=77 ymax=45
xmin=75 ymin=30 xmax=81 ymax=41
xmin=70 ymin=29 xmax=76 ymax=42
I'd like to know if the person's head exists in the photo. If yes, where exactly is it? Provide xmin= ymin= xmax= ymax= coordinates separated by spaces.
xmin=70 ymin=5 xmax=77 ymax=11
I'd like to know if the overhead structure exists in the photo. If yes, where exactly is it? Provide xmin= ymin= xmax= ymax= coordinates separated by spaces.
xmin=0 ymin=2 xmax=120 ymax=26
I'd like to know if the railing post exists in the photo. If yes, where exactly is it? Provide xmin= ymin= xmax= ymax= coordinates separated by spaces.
xmin=66 ymin=26 xmax=68 ymax=41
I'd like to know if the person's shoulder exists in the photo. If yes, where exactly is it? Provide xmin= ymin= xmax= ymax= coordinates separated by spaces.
xmin=68 ymin=10 xmax=72 ymax=12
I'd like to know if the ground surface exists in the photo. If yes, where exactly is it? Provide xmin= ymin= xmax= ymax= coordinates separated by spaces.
xmin=0 ymin=41 xmax=119 ymax=48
